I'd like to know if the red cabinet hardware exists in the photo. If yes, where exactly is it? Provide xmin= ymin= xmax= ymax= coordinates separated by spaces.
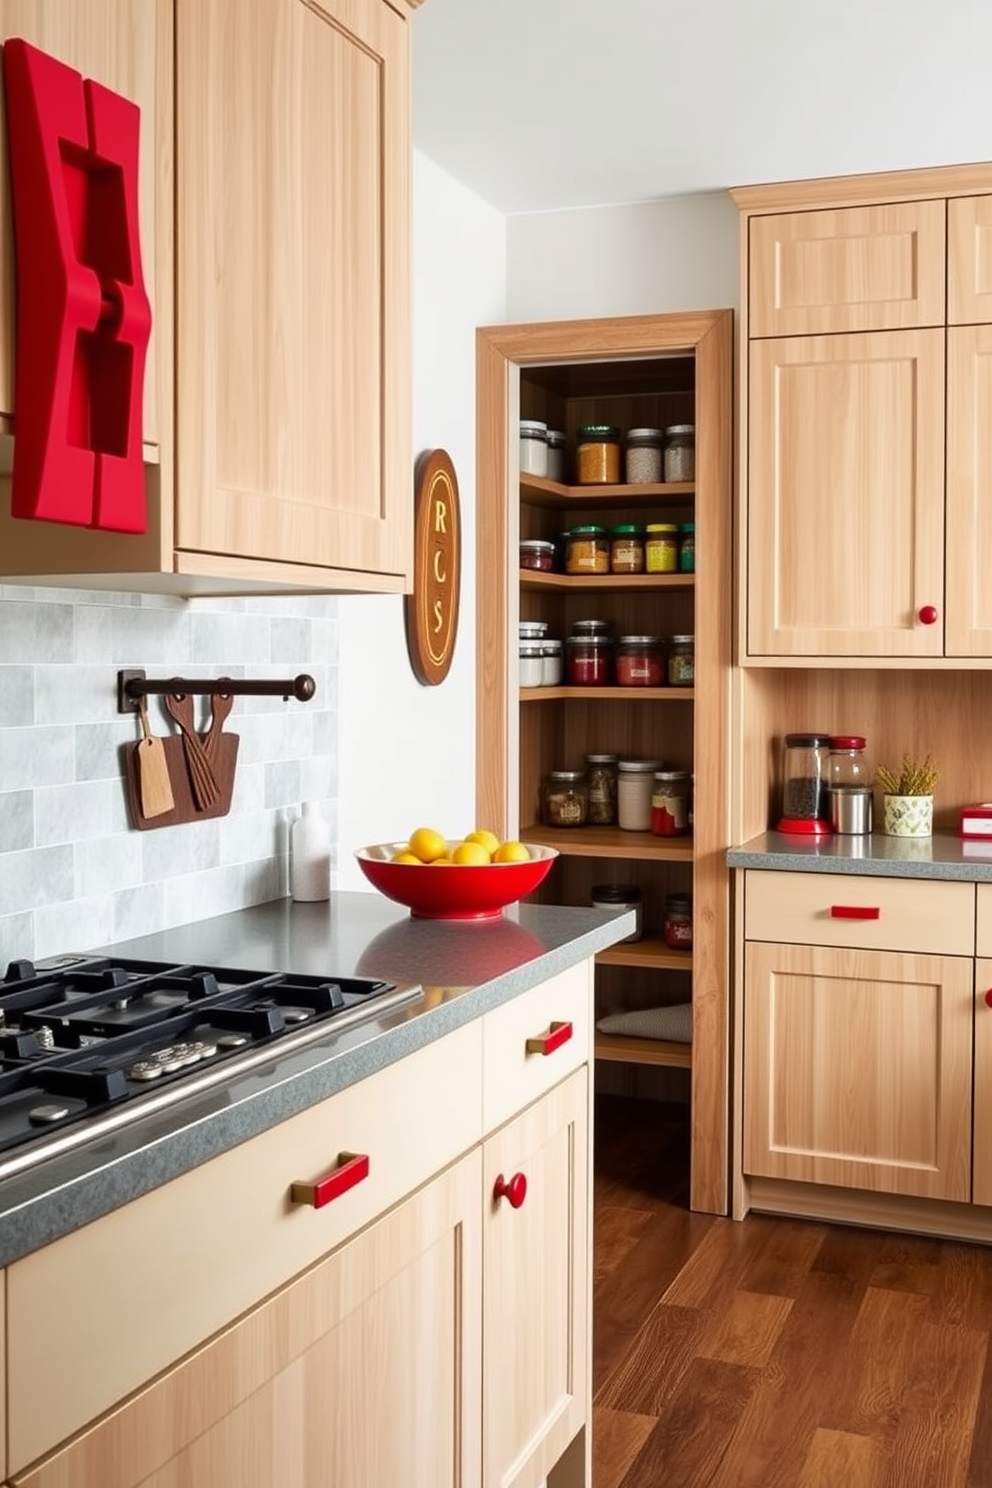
xmin=2 ymin=38 xmax=151 ymax=532
xmin=493 ymin=1171 xmax=527 ymax=1209
xmin=290 ymin=1151 xmax=370 ymax=1209
xmin=918 ymin=605 xmax=939 ymax=625
xmin=830 ymin=905 xmax=881 ymax=920
xmin=985 ymin=990 xmax=992 ymax=1010
xmin=525 ymin=1019 xmax=573 ymax=1056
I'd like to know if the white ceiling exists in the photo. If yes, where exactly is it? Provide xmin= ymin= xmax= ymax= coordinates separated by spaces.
xmin=412 ymin=0 xmax=992 ymax=216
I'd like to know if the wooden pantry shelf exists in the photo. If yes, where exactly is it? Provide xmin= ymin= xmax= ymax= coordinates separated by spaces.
xmin=520 ymin=474 xmax=694 ymax=509
xmin=520 ymin=570 xmax=694 ymax=594
xmin=521 ymin=824 xmax=694 ymax=862
xmin=519 ymin=685 xmax=694 ymax=702
xmin=595 ymin=937 xmax=693 ymax=972
xmin=594 ymin=1032 xmax=692 ymax=1069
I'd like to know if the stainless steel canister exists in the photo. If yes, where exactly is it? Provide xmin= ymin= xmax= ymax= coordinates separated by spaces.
xmin=828 ymin=786 xmax=873 ymax=834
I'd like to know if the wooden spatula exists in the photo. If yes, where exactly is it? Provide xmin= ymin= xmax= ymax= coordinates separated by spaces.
xmin=164 ymin=692 xmax=219 ymax=810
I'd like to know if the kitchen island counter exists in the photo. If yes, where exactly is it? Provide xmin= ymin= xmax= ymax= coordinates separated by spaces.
xmin=728 ymin=829 xmax=992 ymax=880
xmin=0 ymin=892 xmax=632 ymax=1266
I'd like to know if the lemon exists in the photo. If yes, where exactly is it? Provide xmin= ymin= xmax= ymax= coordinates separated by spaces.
xmin=465 ymin=828 xmax=500 ymax=856
xmin=430 ymin=856 xmax=452 ymax=865
xmin=390 ymin=850 xmax=422 ymax=864
xmin=407 ymin=826 xmax=447 ymax=864
xmin=493 ymin=840 xmax=531 ymax=864
xmin=452 ymin=840 xmax=491 ymax=866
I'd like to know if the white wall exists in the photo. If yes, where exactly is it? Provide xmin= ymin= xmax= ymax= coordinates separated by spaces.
xmin=335 ymin=151 xmax=507 ymax=889
xmin=506 ymin=192 xmax=740 ymax=322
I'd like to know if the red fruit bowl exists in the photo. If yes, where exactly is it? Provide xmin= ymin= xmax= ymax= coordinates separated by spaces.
xmin=355 ymin=842 xmax=558 ymax=920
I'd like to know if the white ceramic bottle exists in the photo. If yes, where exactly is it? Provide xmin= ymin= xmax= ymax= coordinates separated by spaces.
xmin=290 ymin=802 xmax=331 ymax=901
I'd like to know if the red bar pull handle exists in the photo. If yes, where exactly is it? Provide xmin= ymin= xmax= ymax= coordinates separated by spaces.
xmin=290 ymin=1151 xmax=370 ymax=1209
xmin=830 ymin=905 xmax=881 ymax=920
xmin=525 ymin=1019 xmax=573 ymax=1056
xmin=493 ymin=1172 xmax=527 ymax=1209
xmin=984 ymin=990 xmax=992 ymax=1010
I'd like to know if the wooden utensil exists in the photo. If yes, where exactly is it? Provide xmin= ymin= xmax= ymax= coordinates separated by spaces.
xmin=203 ymin=690 xmax=235 ymax=763
xmin=135 ymin=698 xmax=174 ymax=818
xmin=164 ymin=691 xmax=219 ymax=810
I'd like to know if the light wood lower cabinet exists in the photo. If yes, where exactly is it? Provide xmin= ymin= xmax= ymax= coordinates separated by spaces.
xmin=483 ymin=1068 xmax=588 ymax=1488
xmin=6 ymin=966 xmax=594 ymax=1487
xmin=974 ymin=959 xmax=992 ymax=1209
xmin=743 ymin=939 xmax=974 ymax=1201
xmin=10 ymin=1152 xmax=482 ymax=1488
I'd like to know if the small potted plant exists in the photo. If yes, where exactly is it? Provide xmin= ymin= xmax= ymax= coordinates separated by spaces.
xmin=875 ymin=753 xmax=939 ymax=837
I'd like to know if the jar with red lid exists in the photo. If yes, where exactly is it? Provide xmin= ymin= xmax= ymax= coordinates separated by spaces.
xmin=565 ymin=634 xmax=612 ymax=685
xmin=615 ymin=635 xmax=664 ymax=687
xmin=663 ymin=893 xmax=693 ymax=950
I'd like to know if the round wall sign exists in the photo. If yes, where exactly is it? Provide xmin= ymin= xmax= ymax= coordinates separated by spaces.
xmin=405 ymin=448 xmax=461 ymax=686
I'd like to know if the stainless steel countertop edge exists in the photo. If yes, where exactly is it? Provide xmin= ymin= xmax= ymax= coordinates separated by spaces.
xmin=0 ymin=893 xmax=634 ymax=1266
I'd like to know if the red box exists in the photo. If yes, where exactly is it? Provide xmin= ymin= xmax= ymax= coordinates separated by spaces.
xmin=958 ymin=803 xmax=992 ymax=839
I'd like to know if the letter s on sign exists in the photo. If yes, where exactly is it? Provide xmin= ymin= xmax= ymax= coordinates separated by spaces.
xmin=404 ymin=450 xmax=461 ymax=686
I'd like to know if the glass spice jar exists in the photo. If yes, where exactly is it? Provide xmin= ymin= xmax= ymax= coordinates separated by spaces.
xmin=519 ymin=419 xmax=548 ymax=477
xmin=624 ymin=428 xmax=663 ymax=484
xmin=565 ymin=524 xmax=610 ymax=575
xmin=518 ymin=643 xmax=544 ymax=689
xmin=571 ymin=617 xmax=612 ymax=639
xmin=617 ymin=758 xmax=662 ymax=831
xmin=575 ymin=424 xmax=621 ymax=484
xmin=663 ymin=892 xmax=693 ymax=950
xmin=651 ymin=770 xmax=691 ymax=836
xmin=585 ymin=753 xmax=619 ymax=825
xmin=645 ymin=523 xmax=680 ymax=573
xmin=565 ymin=634 xmax=612 ymax=685
xmin=615 ymin=635 xmax=665 ymax=687
xmin=543 ymin=770 xmax=588 ymax=828
xmin=678 ymin=522 xmax=695 ymax=573
xmin=610 ymin=524 xmax=645 ymax=574
xmin=541 ymin=638 xmax=563 ymax=687
xmin=667 ymin=634 xmax=695 ymax=687
xmin=591 ymin=883 xmax=643 ymax=942
xmin=545 ymin=429 xmax=567 ymax=482
xmin=519 ymin=538 xmax=556 ymax=572
xmin=664 ymin=424 xmax=695 ymax=483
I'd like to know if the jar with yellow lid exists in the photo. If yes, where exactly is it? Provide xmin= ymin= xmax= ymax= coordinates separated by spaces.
xmin=645 ymin=523 xmax=679 ymax=573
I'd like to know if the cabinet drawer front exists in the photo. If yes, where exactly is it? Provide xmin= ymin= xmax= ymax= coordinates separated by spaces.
xmin=482 ymin=963 xmax=591 ymax=1133
xmin=976 ymin=885 xmax=992 ymax=958
xmin=744 ymin=871 xmax=975 ymax=955
xmin=749 ymin=201 xmax=946 ymax=336
xmin=7 ymin=1021 xmax=482 ymax=1475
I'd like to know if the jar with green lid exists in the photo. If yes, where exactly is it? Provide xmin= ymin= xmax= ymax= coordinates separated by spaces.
xmin=664 ymin=424 xmax=695 ymax=483
xmin=668 ymin=634 xmax=695 ymax=687
xmin=565 ymin=524 xmax=610 ymax=574
xmin=610 ymin=524 xmax=645 ymax=574
xmin=585 ymin=753 xmax=619 ymax=825
xmin=678 ymin=522 xmax=695 ymax=573
xmin=542 ymin=769 xmax=588 ymax=827
xmin=625 ymin=428 xmax=663 ymax=484
xmin=645 ymin=523 xmax=679 ymax=573
xmin=575 ymin=424 xmax=621 ymax=485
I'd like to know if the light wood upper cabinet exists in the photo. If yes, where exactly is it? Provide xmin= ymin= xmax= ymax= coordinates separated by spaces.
xmin=174 ymin=0 xmax=411 ymax=588
xmin=749 ymin=201 xmax=946 ymax=337
xmin=743 ymin=939 xmax=974 ymax=1203
xmin=948 ymin=195 xmax=992 ymax=325
xmin=747 ymin=329 xmax=945 ymax=658
xmin=946 ymin=324 xmax=992 ymax=655
xmin=0 ymin=2 xmax=171 ymax=448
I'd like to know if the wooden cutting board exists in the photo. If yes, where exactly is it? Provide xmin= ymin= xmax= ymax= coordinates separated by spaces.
xmin=122 ymin=695 xmax=239 ymax=830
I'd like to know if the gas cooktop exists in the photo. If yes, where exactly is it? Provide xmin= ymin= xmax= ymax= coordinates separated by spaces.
xmin=0 ymin=953 xmax=419 ymax=1179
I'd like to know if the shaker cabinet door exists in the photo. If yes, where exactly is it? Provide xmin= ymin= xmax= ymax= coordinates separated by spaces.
xmin=174 ymin=0 xmax=412 ymax=587
xmin=747 ymin=329 xmax=945 ymax=658
xmin=945 ymin=324 xmax=992 ymax=656
xmin=975 ymin=960 xmax=992 ymax=1209
xmin=948 ymin=194 xmax=992 ymax=326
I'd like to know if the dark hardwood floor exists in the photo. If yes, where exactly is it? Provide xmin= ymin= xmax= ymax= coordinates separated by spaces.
xmin=592 ymin=1094 xmax=992 ymax=1488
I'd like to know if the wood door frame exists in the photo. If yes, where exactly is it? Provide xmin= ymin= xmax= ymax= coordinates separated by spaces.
xmin=474 ymin=311 xmax=734 ymax=1215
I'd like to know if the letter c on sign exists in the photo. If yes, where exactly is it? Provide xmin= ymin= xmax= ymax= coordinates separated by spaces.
xmin=404 ymin=450 xmax=461 ymax=686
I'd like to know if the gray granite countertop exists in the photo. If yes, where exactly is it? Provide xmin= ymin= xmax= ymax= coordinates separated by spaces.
xmin=727 ymin=830 xmax=992 ymax=880
xmin=0 ymin=893 xmax=633 ymax=1266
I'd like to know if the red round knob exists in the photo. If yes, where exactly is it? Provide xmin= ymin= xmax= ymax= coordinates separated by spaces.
xmin=985 ymin=989 xmax=992 ymax=1009
xmin=918 ymin=605 xmax=939 ymax=625
xmin=493 ymin=1171 xmax=527 ymax=1209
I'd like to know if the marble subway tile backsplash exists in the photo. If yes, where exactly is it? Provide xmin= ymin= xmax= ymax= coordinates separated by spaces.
xmin=0 ymin=587 xmax=338 ymax=965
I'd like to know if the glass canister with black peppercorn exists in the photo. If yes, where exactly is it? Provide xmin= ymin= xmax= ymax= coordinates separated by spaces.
xmin=585 ymin=753 xmax=619 ymax=825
